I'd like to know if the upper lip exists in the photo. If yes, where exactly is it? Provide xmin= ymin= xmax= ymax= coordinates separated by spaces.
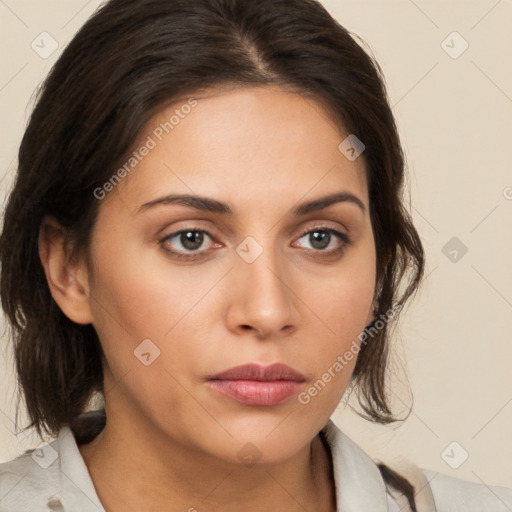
xmin=209 ymin=363 xmax=306 ymax=382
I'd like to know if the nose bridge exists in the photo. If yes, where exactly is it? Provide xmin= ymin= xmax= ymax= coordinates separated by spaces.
xmin=230 ymin=233 xmax=297 ymax=335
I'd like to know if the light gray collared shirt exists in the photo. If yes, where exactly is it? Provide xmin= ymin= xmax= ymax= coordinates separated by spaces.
xmin=1 ymin=419 xmax=511 ymax=511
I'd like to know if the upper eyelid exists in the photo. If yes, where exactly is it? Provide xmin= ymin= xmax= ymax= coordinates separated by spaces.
xmin=162 ymin=223 xmax=347 ymax=240
xmin=161 ymin=225 xmax=349 ymax=251
xmin=297 ymin=225 xmax=346 ymax=236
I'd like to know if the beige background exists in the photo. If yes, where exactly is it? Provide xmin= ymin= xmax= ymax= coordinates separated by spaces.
xmin=1 ymin=0 xmax=511 ymax=490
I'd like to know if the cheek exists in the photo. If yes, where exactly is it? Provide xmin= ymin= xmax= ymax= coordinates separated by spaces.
xmin=88 ymin=236 xmax=203 ymax=338
xmin=294 ymin=284 xmax=371 ymax=424
xmin=86 ymin=245 xmax=208 ymax=429
xmin=297 ymin=239 xmax=376 ymax=408
xmin=323 ymin=276 xmax=375 ymax=344
xmin=313 ymin=242 xmax=376 ymax=346
xmin=86 ymin=235 xmax=222 ymax=392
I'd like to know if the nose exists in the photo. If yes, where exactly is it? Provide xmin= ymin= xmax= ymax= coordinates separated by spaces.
xmin=225 ymin=244 xmax=300 ymax=340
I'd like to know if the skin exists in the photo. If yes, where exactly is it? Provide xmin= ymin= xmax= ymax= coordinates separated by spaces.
xmin=39 ymin=85 xmax=378 ymax=512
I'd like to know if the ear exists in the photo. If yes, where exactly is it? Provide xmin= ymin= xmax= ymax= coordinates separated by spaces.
xmin=38 ymin=216 xmax=93 ymax=325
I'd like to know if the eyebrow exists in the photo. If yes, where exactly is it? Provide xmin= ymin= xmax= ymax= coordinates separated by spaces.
xmin=138 ymin=191 xmax=366 ymax=215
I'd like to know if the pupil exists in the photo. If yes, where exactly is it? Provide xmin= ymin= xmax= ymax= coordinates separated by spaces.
xmin=311 ymin=231 xmax=329 ymax=249
xmin=182 ymin=231 xmax=203 ymax=250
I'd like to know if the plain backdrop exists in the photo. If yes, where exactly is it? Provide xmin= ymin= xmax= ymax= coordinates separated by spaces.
xmin=1 ymin=0 xmax=511 ymax=489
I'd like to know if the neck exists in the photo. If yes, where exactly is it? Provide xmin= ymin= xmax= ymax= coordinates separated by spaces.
xmin=78 ymin=412 xmax=336 ymax=512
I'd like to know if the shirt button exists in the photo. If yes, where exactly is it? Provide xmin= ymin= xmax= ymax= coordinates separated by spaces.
xmin=47 ymin=494 xmax=64 ymax=511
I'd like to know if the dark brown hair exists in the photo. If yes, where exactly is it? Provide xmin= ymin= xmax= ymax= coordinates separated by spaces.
xmin=1 ymin=0 xmax=424 ymax=504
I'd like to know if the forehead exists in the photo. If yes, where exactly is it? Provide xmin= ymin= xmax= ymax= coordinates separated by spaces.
xmin=104 ymin=85 xmax=368 ymax=215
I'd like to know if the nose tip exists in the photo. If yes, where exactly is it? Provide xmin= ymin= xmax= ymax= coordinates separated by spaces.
xmin=228 ymin=257 xmax=299 ymax=339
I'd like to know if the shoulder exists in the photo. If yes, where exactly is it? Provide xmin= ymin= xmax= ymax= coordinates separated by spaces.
xmin=422 ymin=468 xmax=512 ymax=511
xmin=0 ymin=437 xmax=61 ymax=510
xmin=1 ymin=422 xmax=105 ymax=511
xmin=321 ymin=419 xmax=512 ymax=512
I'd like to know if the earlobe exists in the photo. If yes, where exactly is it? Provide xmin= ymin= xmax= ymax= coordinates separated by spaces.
xmin=38 ymin=216 xmax=93 ymax=325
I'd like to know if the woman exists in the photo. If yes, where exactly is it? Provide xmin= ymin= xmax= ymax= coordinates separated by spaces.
xmin=0 ymin=0 xmax=510 ymax=510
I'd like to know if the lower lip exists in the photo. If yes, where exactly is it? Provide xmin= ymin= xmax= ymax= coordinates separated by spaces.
xmin=208 ymin=380 xmax=304 ymax=406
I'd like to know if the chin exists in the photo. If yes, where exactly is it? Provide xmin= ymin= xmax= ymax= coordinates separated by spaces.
xmin=195 ymin=416 xmax=316 ymax=466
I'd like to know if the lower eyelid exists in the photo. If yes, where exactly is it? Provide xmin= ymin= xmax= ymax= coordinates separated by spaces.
xmin=160 ymin=227 xmax=350 ymax=257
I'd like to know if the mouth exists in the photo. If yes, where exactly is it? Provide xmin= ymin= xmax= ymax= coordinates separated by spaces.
xmin=207 ymin=363 xmax=306 ymax=406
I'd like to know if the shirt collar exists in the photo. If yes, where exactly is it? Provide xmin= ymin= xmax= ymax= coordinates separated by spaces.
xmin=322 ymin=419 xmax=390 ymax=512
xmin=51 ymin=420 xmax=389 ymax=511
xmin=54 ymin=426 xmax=105 ymax=511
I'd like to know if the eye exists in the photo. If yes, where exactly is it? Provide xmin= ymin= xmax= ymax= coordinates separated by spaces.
xmin=160 ymin=228 xmax=216 ymax=259
xmin=293 ymin=227 xmax=351 ymax=254
xmin=159 ymin=226 xmax=352 ymax=261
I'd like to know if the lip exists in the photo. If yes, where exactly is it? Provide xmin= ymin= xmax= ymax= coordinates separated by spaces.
xmin=208 ymin=363 xmax=306 ymax=406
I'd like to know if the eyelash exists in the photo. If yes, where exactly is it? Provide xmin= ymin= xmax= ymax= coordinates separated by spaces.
xmin=159 ymin=226 xmax=352 ymax=261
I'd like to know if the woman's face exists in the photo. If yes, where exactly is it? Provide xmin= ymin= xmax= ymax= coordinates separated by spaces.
xmin=83 ymin=85 xmax=376 ymax=464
